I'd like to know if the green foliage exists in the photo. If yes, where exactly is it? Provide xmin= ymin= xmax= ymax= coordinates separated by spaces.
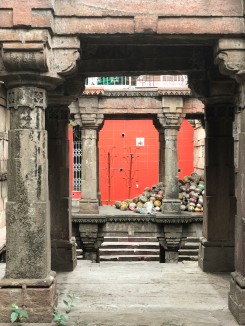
xmin=52 ymin=307 xmax=69 ymax=326
xmin=10 ymin=304 xmax=28 ymax=323
xmin=53 ymin=293 xmax=79 ymax=325
xmin=63 ymin=293 xmax=80 ymax=314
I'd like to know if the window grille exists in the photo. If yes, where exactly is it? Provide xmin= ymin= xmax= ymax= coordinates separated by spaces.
xmin=73 ymin=126 xmax=82 ymax=192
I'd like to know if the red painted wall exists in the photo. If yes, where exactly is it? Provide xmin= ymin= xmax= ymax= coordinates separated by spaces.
xmin=177 ymin=120 xmax=194 ymax=180
xmin=99 ymin=120 xmax=159 ymax=205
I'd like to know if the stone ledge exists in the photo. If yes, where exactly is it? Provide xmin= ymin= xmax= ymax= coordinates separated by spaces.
xmin=72 ymin=212 xmax=203 ymax=224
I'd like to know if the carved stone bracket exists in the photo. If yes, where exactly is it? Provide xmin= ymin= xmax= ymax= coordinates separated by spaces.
xmin=215 ymin=39 xmax=245 ymax=81
xmin=70 ymin=97 xmax=104 ymax=130
xmin=157 ymin=97 xmax=185 ymax=129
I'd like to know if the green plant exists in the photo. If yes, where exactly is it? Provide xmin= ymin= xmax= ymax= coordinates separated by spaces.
xmin=52 ymin=307 xmax=68 ymax=326
xmin=10 ymin=304 xmax=28 ymax=323
xmin=63 ymin=293 xmax=79 ymax=314
xmin=53 ymin=293 xmax=79 ymax=325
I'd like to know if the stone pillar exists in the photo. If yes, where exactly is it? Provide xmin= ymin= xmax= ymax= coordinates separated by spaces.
xmin=199 ymin=104 xmax=236 ymax=272
xmin=228 ymin=79 xmax=245 ymax=323
xmin=80 ymin=128 xmax=100 ymax=213
xmin=70 ymin=97 xmax=104 ymax=214
xmin=158 ymin=128 xmax=165 ymax=185
xmin=158 ymin=97 xmax=184 ymax=214
xmin=0 ymin=86 xmax=57 ymax=322
xmin=46 ymin=106 xmax=77 ymax=272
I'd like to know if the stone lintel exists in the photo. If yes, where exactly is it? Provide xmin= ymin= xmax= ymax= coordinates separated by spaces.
xmin=199 ymin=237 xmax=234 ymax=272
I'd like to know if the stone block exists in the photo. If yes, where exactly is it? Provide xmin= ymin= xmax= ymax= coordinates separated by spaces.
xmin=79 ymin=200 xmax=99 ymax=214
xmin=229 ymin=276 xmax=245 ymax=325
xmin=162 ymin=199 xmax=181 ymax=214
xmin=51 ymin=240 xmax=77 ymax=272
xmin=0 ymin=281 xmax=57 ymax=323
xmin=157 ymin=17 xmax=243 ymax=34
xmin=198 ymin=240 xmax=234 ymax=272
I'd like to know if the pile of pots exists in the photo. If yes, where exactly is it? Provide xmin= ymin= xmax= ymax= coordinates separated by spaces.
xmin=179 ymin=173 xmax=205 ymax=212
xmin=113 ymin=173 xmax=205 ymax=214
xmin=114 ymin=182 xmax=165 ymax=214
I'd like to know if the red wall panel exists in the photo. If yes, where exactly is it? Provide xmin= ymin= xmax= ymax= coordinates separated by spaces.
xmin=177 ymin=120 xmax=194 ymax=179
xmin=99 ymin=120 xmax=159 ymax=204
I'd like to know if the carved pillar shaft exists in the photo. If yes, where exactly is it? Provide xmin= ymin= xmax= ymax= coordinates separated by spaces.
xmin=46 ymin=106 xmax=77 ymax=272
xmin=164 ymin=128 xmax=179 ymax=200
xmin=6 ymin=86 xmax=51 ymax=279
xmin=159 ymin=97 xmax=184 ymax=214
xmin=80 ymin=128 xmax=99 ymax=213
xmin=199 ymin=105 xmax=236 ymax=272
xmin=158 ymin=129 xmax=165 ymax=185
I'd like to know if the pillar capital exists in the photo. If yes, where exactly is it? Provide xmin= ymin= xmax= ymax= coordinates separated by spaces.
xmin=70 ymin=96 xmax=104 ymax=130
xmin=157 ymin=96 xmax=185 ymax=129
xmin=215 ymin=38 xmax=245 ymax=83
xmin=0 ymin=36 xmax=82 ymax=96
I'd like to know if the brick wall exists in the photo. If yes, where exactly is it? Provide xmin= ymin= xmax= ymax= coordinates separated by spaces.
xmin=193 ymin=120 xmax=205 ymax=177
xmin=0 ymin=84 xmax=8 ymax=229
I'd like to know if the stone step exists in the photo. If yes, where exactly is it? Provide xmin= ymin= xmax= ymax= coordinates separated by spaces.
xmin=183 ymin=237 xmax=200 ymax=243
xmin=178 ymin=255 xmax=199 ymax=262
xmin=182 ymin=242 xmax=200 ymax=249
xmin=178 ymin=249 xmax=199 ymax=256
xmin=101 ymin=242 xmax=159 ymax=249
xmin=103 ymin=237 xmax=159 ymax=243
xmin=100 ymin=248 xmax=160 ymax=256
xmin=100 ymin=255 xmax=159 ymax=262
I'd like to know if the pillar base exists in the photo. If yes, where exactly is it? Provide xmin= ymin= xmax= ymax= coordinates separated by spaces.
xmin=198 ymin=238 xmax=234 ymax=272
xmin=79 ymin=199 xmax=99 ymax=214
xmin=51 ymin=239 xmax=77 ymax=272
xmin=229 ymin=272 xmax=245 ymax=325
xmin=162 ymin=199 xmax=181 ymax=214
xmin=0 ymin=272 xmax=57 ymax=323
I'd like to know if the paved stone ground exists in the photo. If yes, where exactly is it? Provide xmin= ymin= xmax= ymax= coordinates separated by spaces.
xmin=0 ymin=261 xmax=238 ymax=325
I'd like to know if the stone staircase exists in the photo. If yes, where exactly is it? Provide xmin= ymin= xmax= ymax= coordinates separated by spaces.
xmin=100 ymin=236 xmax=160 ymax=262
xmin=178 ymin=237 xmax=200 ymax=262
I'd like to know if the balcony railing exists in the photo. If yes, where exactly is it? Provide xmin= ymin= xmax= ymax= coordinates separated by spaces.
xmin=85 ymin=75 xmax=188 ymax=89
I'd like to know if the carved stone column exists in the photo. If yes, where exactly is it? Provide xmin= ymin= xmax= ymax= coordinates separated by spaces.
xmin=0 ymin=86 xmax=57 ymax=322
xmin=215 ymin=38 xmax=245 ymax=324
xmin=158 ymin=127 xmax=165 ymax=185
xmin=46 ymin=106 xmax=77 ymax=272
xmin=158 ymin=97 xmax=184 ymax=214
xmin=70 ymin=97 xmax=104 ymax=214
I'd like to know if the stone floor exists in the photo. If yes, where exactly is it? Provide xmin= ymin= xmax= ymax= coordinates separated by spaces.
xmin=0 ymin=260 xmax=238 ymax=325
